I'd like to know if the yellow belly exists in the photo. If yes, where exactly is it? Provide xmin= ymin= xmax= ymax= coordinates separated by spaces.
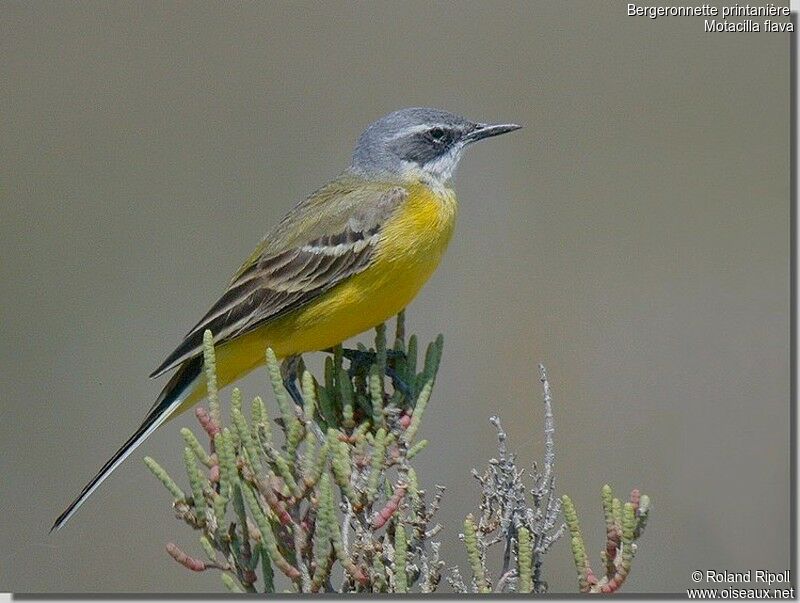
xmin=181 ymin=181 xmax=457 ymax=408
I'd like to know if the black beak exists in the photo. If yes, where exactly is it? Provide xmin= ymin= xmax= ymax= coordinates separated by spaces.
xmin=463 ymin=122 xmax=522 ymax=143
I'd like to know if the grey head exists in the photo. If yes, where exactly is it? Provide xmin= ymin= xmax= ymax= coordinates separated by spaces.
xmin=350 ymin=107 xmax=521 ymax=185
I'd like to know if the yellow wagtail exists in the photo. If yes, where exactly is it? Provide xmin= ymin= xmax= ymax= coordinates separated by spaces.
xmin=52 ymin=107 xmax=520 ymax=530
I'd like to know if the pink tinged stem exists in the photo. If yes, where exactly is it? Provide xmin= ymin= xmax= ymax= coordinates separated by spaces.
xmin=370 ymin=485 xmax=407 ymax=530
xmin=208 ymin=462 xmax=220 ymax=483
xmin=629 ymin=489 xmax=641 ymax=511
xmin=166 ymin=542 xmax=207 ymax=572
xmin=196 ymin=407 xmax=220 ymax=440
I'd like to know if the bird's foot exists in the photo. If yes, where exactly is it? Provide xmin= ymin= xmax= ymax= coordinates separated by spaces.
xmin=340 ymin=348 xmax=376 ymax=377
xmin=340 ymin=347 xmax=403 ymax=366
xmin=336 ymin=348 xmax=410 ymax=398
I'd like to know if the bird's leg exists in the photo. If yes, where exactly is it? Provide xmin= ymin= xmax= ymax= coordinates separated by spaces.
xmin=280 ymin=355 xmax=304 ymax=410
xmin=281 ymin=354 xmax=325 ymax=443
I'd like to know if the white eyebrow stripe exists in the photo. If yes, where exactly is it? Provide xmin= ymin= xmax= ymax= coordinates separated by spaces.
xmin=387 ymin=123 xmax=447 ymax=140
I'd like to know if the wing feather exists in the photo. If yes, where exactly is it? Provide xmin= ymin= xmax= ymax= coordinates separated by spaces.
xmin=149 ymin=180 xmax=406 ymax=378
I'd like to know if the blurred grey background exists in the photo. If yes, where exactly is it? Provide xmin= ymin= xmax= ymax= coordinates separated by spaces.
xmin=0 ymin=0 xmax=790 ymax=594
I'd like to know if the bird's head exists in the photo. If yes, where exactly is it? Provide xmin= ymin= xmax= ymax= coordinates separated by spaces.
xmin=351 ymin=107 xmax=521 ymax=186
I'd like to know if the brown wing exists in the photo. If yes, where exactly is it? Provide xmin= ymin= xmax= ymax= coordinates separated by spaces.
xmin=149 ymin=182 xmax=406 ymax=378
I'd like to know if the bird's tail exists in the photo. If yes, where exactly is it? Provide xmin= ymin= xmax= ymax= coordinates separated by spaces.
xmin=50 ymin=355 xmax=203 ymax=532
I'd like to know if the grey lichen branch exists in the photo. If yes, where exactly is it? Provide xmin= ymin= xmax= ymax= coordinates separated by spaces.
xmin=454 ymin=363 xmax=565 ymax=594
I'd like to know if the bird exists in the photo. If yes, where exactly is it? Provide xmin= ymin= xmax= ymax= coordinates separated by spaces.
xmin=52 ymin=107 xmax=521 ymax=531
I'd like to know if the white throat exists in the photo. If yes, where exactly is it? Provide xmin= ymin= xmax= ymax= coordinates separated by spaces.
xmin=401 ymin=143 xmax=466 ymax=189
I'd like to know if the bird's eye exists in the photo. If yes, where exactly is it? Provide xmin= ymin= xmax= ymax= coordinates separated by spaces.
xmin=428 ymin=127 xmax=446 ymax=142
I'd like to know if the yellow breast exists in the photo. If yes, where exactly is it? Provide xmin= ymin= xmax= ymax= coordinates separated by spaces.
xmin=261 ymin=181 xmax=456 ymax=356
xmin=374 ymin=181 xmax=458 ymax=269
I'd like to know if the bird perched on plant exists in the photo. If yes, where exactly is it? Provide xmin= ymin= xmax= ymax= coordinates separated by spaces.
xmin=52 ymin=107 xmax=521 ymax=531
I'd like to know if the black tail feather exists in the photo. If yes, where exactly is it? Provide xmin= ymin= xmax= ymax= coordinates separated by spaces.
xmin=51 ymin=356 xmax=203 ymax=532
